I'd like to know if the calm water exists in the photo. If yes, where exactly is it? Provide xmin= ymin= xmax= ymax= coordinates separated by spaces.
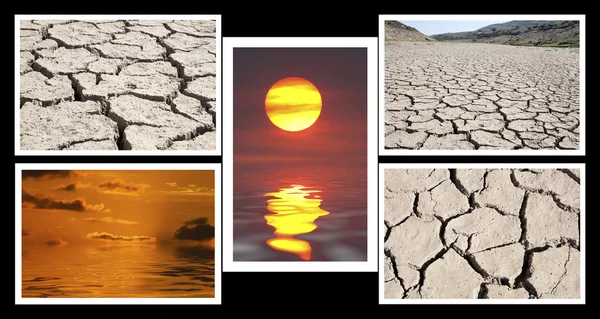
xmin=233 ymin=163 xmax=367 ymax=261
xmin=22 ymin=244 xmax=214 ymax=298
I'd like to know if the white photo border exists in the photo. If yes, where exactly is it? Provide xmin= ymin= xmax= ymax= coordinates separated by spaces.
xmin=378 ymin=14 xmax=586 ymax=156
xmin=14 ymin=14 xmax=222 ymax=156
xmin=378 ymin=162 xmax=586 ymax=304
xmin=15 ymin=163 xmax=222 ymax=305
xmin=222 ymin=37 xmax=378 ymax=272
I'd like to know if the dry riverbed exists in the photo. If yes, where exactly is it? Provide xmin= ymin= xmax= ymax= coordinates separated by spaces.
xmin=19 ymin=19 xmax=217 ymax=151
xmin=384 ymin=42 xmax=580 ymax=150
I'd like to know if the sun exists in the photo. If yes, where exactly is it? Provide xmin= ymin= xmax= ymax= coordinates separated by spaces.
xmin=265 ymin=77 xmax=322 ymax=132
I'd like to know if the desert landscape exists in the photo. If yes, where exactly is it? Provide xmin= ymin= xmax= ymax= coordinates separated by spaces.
xmin=384 ymin=21 xmax=580 ymax=150
xmin=18 ymin=19 xmax=217 ymax=151
xmin=383 ymin=168 xmax=581 ymax=299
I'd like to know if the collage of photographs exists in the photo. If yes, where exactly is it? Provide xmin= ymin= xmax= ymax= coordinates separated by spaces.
xmin=14 ymin=13 xmax=585 ymax=306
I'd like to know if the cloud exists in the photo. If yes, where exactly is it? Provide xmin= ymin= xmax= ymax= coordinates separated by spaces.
xmin=22 ymin=228 xmax=39 ymax=236
xmin=174 ymin=217 xmax=214 ymax=241
xmin=166 ymin=182 xmax=177 ymax=187
xmin=22 ymin=190 xmax=110 ymax=213
xmin=22 ymin=170 xmax=73 ymax=180
xmin=22 ymin=170 xmax=88 ymax=180
xmin=83 ymin=217 xmax=139 ymax=225
xmin=161 ymin=186 xmax=214 ymax=196
xmin=86 ymin=232 xmax=155 ymax=242
xmin=184 ymin=218 xmax=209 ymax=226
xmin=45 ymin=238 xmax=68 ymax=246
xmin=85 ymin=203 xmax=111 ymax=213
xmin=97 ymin=179 xmax=150 ymax=196
xmin=53 ymin=181 xmax=91 ymax=191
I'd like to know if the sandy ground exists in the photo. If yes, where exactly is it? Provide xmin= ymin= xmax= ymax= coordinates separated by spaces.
xmin=384 ymin=42 xmax=580 ymax=150
xmin=19 ymin=20 xmax=216 ymax=150
xmin=384 ymin=168 xmax=581 ymax=299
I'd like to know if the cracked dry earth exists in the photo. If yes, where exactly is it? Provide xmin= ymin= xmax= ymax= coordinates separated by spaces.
xmin=384 ymin=43 xmax=580 ymax=150
xmin=19 ymin=19 xmax=217 ymax=150
xmin=384 ymin=168 xmax=581 ymax=299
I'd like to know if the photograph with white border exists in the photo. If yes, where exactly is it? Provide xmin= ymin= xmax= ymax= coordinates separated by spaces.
xmin=15 ymin=163 xmax=222 ymax=304
xmin=223 ymin=37 xmax=378 ymax=272
xmin=379 ymin=14 xmax=585 ymax=156
xmin=379 ymin=163 xmax=585 ymax=304
xmin=15 ymin=14 xmax=221 ymax=156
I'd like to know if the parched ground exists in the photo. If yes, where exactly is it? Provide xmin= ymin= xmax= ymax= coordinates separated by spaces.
xmin=19 ymin=20 xmax=217 ymax=150
xmin=384 ymin=168 xmax=581 ymax=299
xmin=384 ymin=43 xmax=580 ymax=150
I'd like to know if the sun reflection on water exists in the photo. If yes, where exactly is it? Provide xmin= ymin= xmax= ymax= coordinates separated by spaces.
xmin=264 ymin=184 xmax=330 ymax=260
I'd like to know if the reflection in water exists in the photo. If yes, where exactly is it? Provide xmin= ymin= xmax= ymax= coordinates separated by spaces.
xmin=264 ymin=184 xmax=330 ymax=260
xmin=21 ymin=244 xmax=214 ymax=298
xmin=151 ymin=245 xmax=215 ymax=293
xmin=234 ymin=164 xmax=368 ymax=261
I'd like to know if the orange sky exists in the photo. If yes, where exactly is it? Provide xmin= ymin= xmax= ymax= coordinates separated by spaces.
xmin=21 ymin=170 xmax=215 ymax=248
xmin=233 ymin=48 xmax=367 ymax=166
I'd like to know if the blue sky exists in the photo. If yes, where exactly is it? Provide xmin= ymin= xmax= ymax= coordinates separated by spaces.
xmin=399 ymin=20 xmax=511 ymax=36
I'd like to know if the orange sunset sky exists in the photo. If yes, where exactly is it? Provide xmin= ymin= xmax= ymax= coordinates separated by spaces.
xmin=233 ymin=48 xmax=367 ymax=167
xmin=21 ymin=170 xmax=215 ymax=248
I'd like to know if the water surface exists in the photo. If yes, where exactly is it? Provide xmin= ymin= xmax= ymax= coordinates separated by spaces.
xmin=233 ymin=163 xmax=367 ymax=261
xmin=22 ymin=244 xmax=214 ymax=298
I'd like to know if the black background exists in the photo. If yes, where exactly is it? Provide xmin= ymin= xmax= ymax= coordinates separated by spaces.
xmin=11 ymin=6 xmax=590 ymax=311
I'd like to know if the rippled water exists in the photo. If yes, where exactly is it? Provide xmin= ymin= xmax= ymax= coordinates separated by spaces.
xmin=233 ymin=163 xmax=367 ymax=261
xmin=21 ymin=244 xmax=214 ymax=298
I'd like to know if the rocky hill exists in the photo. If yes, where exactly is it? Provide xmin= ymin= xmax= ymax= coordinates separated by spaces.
xmin=385 ymin=20 xmax=436 ymax=42
xmin=431 ymin=20 xmax=579 ymax=47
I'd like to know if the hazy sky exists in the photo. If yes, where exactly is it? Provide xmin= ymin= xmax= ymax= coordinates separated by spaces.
xmin=21 ymin=170 xmax=215 ymax=248
xmin=233 ymin=48 xmax=367 ymax=167
xmin=400 ymin=20 xmax=511 ymax=36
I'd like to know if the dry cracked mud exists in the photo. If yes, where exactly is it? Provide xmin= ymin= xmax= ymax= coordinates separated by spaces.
xmin=384 ymin=43 xmax=580 ymax=150
xmin=384 ymin=168 xmax=581 ymax=299
xmin=19 ymin=19 xmax=217 ymax=150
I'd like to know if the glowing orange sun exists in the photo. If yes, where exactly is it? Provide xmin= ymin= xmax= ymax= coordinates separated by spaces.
xmin=265 ymin=77 xmax=322 ymax=132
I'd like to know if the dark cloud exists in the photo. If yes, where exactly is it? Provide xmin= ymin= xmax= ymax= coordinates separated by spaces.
xmin=22 ymin=190 xmax=110 ymax=213
xmin=23 ymin=190 xmax=85 ymax=211
xmin=97 ymin=179 xmax=150 ymax=195
xmin=86 ymin=232 xmax=155 ymax=242
xmin=22 ymin=170 xmax=75 ymax=180
xmin=22 ymin=228 xmax=36 ymax=236
xmin=184 ymin=217 xmax=208 ymax=225
xmin=174 ymin=217 xmax=214 ymax=241
xmin=56 ymin=183 xmax=77 ymax=191
xmin=53 ymin=181 xmax=90 ymax=191
xmin=45 ymin=238 xmax=68 ymax=246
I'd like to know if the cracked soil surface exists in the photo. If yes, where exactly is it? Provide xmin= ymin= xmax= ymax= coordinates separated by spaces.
xmin=384 ymin=168 xmax=581 ymax=299
xmin=19 ymin=19 xmax=217 ymax=150
xmin=384 ymin=43 xmax=580 ymax=150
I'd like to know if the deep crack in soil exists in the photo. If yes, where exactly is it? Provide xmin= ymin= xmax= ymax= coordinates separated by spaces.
xmin=383 ymin=168 xmax=581 ymax=299
xmin=384 ymin=42 xmax=580 ymax=151
xmin=19 ymin=19 xmax=217 ymax=151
